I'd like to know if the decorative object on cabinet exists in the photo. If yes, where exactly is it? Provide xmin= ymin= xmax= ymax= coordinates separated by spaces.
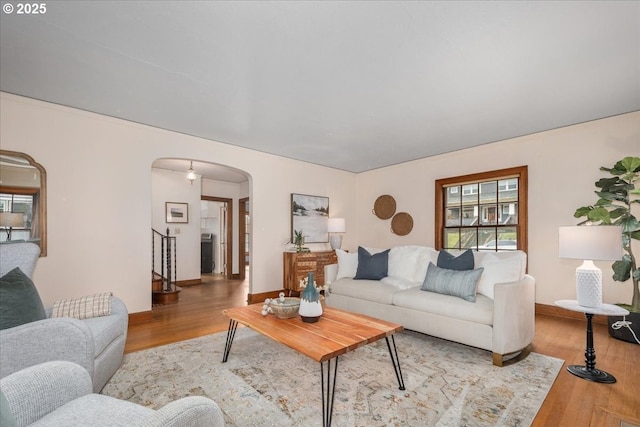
xmin=298 ymin=272 xmax=322 ymax=322
xmin=283 ymin=250 xmax=337 ymax=294
xmin=391 ymin=212 xmax=413 ymax=236
xmin=373 ymin=195 xmax=396 ymax=219
xmin=165 ymin=202 xmax=188 ymax=223
xmin=328 ymin=217 xmax=346 ymax=250
xmin=291 ymin=194 xmax=329 ymax=243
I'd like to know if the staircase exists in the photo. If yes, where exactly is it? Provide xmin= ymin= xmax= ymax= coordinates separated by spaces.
xmin=152 ymin=228 xmax=181 ymax=305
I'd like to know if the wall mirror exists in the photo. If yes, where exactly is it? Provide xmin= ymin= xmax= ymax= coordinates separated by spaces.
xmin=0 ymin=150 xmax=47 ymax=256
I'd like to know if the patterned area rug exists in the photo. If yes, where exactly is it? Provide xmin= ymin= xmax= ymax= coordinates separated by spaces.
xmin=102 ymin=327 xmax=563 ymax=426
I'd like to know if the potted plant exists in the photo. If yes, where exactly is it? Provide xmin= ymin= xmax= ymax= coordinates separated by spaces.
xmin=293 ymin=230 xmax=306 ymax=253
xmin=574 ymin=156 xmax=639 ymax=344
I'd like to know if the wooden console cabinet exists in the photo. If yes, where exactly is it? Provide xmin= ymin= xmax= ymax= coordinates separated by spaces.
xmin=283 ymin=251 xmax=337 ymax=293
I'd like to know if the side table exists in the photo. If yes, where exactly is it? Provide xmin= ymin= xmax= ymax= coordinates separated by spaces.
xmin=554 ymin=299 xmax=629 ymax=384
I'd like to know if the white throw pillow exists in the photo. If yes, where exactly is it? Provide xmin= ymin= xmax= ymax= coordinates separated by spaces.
xmin=476 ymin=253 xmax=524 ymax=299
xmin=336 ymin=249 xmax=358 ymax=279
xmin=388 ymin=246 xmax=421 ymax=281
xmin=413 ymin=247 xmax=439 ymax=283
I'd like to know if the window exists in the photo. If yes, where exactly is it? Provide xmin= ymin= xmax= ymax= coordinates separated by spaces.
xmin=0 ymin=190 xmax=36 ymax=242
xmin=435 ymin=166 xmax=528 ymax=252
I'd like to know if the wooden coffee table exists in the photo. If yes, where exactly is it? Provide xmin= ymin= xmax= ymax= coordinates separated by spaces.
xmin=223 ymin=303 xmax=405 ymax=427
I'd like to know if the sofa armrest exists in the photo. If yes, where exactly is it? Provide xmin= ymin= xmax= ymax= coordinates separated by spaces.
xmin=0 ymin=361 xmax=92 ymax=426
xmin=492 ymin=274 xmax=535 ymax=356
xmin=324 ymin=263 xmax=338 ymax=286
xmin=0 ymin=317 xmax=95 ymax=380
xmin=111 ymin=296 xmax=129 ymax=339
xmin=143 ymin=396 xmax=225 ymax=427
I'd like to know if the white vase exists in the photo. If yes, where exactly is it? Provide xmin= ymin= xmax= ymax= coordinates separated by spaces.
xmin=299 ymin=272 xmax=323 ymax=323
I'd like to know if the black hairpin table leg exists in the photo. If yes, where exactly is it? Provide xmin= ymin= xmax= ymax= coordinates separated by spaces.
xmin=320 ymin=357 xmax=339 ymax=427
xmin=385 ymin=335 xmax=406 ymax=390
xmin=222 ymin=319 xmax=238 ymax=363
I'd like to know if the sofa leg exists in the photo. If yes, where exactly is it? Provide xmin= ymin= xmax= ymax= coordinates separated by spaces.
xmin=492 ymin=353 xmax=504 ymax=367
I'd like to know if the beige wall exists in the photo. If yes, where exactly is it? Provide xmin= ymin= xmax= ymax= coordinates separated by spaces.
xmin=2 ymin=91 xmax=638 ymax=312
xmin=355 ymin=111 xmax=640 ymax=306
xmin=0 ymin=92 xmax=356 ymax=313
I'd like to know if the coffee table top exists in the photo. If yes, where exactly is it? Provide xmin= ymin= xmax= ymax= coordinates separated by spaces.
xmin=224 ymin=304 xmax=404 ymax=362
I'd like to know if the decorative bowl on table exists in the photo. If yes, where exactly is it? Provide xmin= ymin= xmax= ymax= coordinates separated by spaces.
xmin=269 ymin=297 xmax=301 ymax=319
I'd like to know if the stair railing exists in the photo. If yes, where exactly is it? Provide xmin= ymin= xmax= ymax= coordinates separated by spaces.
xmin=152 ymin=227 xmax=177 ymax=292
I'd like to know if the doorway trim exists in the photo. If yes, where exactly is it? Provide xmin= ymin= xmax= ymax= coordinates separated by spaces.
xmin=238 ymin=197 xmax=250 ymax=281
xmin=201 ymin=196 xmax=234 ymax=280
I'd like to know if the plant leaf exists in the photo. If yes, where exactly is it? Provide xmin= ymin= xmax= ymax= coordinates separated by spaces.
xmin=612 ymin=257 xmax=631 ymax=282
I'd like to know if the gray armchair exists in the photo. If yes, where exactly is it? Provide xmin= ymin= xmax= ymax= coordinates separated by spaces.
xmin=1 ymin=361 xmax=225 ymax=426
xmin=0 ymin=242 xmax=128 ymax=392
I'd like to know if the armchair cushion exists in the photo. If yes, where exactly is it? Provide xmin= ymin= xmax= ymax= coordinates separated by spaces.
xmin=51 ymin=293 xmax=113 ymax=320
xmin=0 ymin=268 xmax=46 ymax=330
xmin=1 ymin=389 xmax=17 ymax=427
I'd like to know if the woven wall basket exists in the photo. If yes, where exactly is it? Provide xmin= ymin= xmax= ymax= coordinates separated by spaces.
xmin=373 ymin=195 xmax=396 ymax=220
xmin=391 ymin=212 xmax=413 ymax=236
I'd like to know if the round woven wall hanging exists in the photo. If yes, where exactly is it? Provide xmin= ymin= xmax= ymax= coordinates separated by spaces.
xmin=373 ymin=195 xmax=396 ymax=220
xmin=391 ymin=212 xmax=413 ymax=236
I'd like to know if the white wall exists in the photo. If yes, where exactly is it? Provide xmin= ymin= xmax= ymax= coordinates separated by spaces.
xmin=151 ymin=168 xmax=202 ymax=281
xmin=356 ymin=112 xmax=640 ymax=307
xmin=0 ymin=92 xmax=356 ymax=313
xmin=3 ymin=91 xmax=636 ymax=313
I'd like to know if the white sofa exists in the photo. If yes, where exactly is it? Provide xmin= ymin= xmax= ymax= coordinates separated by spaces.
xmin=324 ymin=246 xmax=535 ymax=366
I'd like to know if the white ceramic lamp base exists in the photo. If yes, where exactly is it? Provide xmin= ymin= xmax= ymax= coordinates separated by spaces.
xmin=576 ymin=260 xmax=602 ymax=308
xmin=329 ymin=234 xmax=342 ymax=250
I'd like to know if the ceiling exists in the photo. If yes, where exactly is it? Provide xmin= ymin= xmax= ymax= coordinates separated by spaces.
xmin=1 ymin=1 xmax=638 ymax=175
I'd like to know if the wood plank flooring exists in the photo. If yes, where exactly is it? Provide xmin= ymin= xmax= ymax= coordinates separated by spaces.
xmin=125 ymin=275 xmax=640 ymax=427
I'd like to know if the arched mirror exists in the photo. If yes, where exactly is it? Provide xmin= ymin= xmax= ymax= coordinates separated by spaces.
xmin=0 ymin=150 xmax=47 ymax=256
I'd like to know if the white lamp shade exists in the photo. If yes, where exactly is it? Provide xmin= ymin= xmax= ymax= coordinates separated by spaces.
xmin=327 ymin=218 xmax=346 ymax=233
xmin=0 ymin=212 xmax=23 ymax=227
xmin=559 ymin=225 xmax=622 ymax=261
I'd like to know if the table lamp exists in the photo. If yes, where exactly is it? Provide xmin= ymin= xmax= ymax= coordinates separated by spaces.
xmin=559 ymin=225 xmax=622 ymax=307
xmin=327 ymin=218 xmax=346 ymax=250
xmin=0 ymin=212 xmax=24 ymax=241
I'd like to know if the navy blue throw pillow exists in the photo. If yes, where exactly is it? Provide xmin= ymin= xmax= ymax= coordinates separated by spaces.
xmin=354 ymin=247 xmax=390 ymax=280
xmin=437 ymin=249 xmax=474 ymax=271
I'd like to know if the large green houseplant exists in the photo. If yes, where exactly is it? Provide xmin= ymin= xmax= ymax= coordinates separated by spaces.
xmin=574 ymin=156 xmax=640 ymax=315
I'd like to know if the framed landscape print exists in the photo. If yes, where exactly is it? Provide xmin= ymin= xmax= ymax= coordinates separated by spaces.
xmin=291 ymin=193 xmax=329 ymax=243
xmin=166 ymin=202 xmax=189 ymax=223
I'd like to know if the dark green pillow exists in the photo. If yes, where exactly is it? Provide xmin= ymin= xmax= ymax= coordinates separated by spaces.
xmin=0 ymin=267 xmax=47 ymax=330
xmin=0 ymin=389 xmax=17 ymax=427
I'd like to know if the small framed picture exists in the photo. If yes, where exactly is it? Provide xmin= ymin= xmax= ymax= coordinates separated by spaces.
xmin=166 ymin=202 xmax=189 ymax=223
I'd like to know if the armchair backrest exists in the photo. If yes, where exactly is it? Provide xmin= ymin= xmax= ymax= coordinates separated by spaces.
xmin=0 ymin=242 xmax=40 ymax=278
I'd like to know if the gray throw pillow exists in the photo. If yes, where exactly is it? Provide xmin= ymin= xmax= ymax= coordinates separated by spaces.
xmin=437 ymin=249 xmax=474 ymax=271
xmin=354 ymin=246 xmax=390 ymax=280
xmin=421 ymin=262 xmax=484 ymax=302
xmin=0 ymin=389 xmax=17 ymax=427
xmin=0 ymin=267 xmax=47 ymax=330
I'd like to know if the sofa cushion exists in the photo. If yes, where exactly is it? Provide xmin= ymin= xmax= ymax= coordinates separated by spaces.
xmin=388 ymin=246 xmax=421 ymax=282
xmin=392 ymin=287 xmax=494 ymax=326
xmin=0 ymin=389 xmax=17 ymax=427
xmin=437 ymin=249 xmax=474 ymax=270
xmin=335 ymin=249 xmax=358 ymax=279
xmin=380 ymin=276 xmax=418 ymax=291
xmin=412 ymin=247 xmax=439 ymax=283
xmin=421 ymin=262 xmax=483 ymax=302
xmin=329 ymin=278 xmax=398 ymax=304
xmin=0 ymin=267 xmax=47 ymax=330
xmin=476 ymin=252 xmax=526 ymax=299
xmin=51 ymin=293 xmax=113 ymax=320
xmin=354 ymin=247 xmax=389 ymax=280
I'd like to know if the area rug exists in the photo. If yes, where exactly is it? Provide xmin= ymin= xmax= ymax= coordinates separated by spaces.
xmin=102 ymin=327 xmax=563 ymax=426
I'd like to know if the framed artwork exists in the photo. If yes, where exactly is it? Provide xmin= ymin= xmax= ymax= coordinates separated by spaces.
xmin=291 ymin=193 xmax=329 ymax=243
xmin=166 ymin=202 xmax=189 ymax=223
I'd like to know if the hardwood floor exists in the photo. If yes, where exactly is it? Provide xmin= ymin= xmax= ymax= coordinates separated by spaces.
xmin=125 ymin=276 xmax=640 ymax=427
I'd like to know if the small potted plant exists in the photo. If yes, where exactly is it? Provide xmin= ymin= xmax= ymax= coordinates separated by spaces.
xmin=293 ymin=230 xmax=306 ymax=253
xmin=574 ymin=156 xmax=639 ymax=344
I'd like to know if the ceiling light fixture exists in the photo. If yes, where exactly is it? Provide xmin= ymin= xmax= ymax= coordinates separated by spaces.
xmin=186 ymin=161 xmax=197 ymax=183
